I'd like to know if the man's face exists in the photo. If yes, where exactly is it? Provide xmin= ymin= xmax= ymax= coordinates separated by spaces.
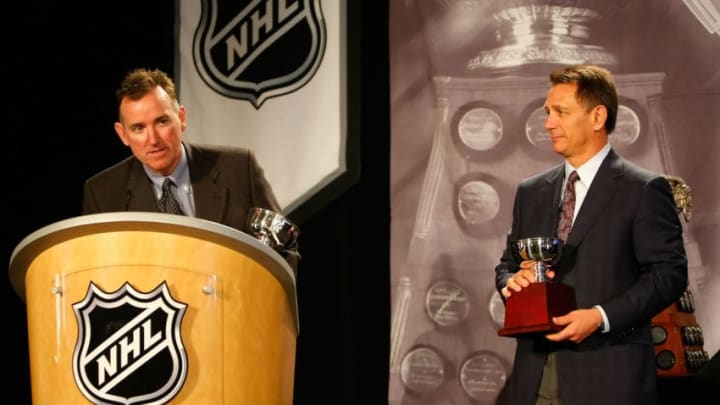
xmin=115 ymin=86 xmax=186 ymax=176
xmin=543 ymin=82 xmax=598 ymax=161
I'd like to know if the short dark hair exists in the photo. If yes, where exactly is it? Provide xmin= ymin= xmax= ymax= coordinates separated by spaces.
xmin=549 ymin=65 xmax=618 ymax=134
xmin=116 ymin=68 xmax=179 ymax=115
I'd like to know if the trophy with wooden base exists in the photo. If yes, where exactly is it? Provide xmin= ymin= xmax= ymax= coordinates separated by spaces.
xmin=498 ymin=236 xmax=576 ymax=337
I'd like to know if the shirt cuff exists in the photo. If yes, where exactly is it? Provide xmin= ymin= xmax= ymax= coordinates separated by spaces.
xmin=593 ymin=305 xmax=610 ymax=333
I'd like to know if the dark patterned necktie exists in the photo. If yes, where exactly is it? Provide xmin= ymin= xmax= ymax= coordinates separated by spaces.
xmin=159 ymin=178 xmax=185 ymax=215
xmin=557 ymin=170 xmax=579 ymax=242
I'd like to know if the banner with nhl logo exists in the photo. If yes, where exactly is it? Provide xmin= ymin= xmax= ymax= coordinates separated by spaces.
xmin=176 ymin=0 xmax=351 ymax=220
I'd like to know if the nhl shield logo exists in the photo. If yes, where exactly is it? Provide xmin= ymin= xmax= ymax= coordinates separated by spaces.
xmin=72 ymin=282 xmax=188 ymax=405
xmin=193 ymin=0 xmax=327 ymax=108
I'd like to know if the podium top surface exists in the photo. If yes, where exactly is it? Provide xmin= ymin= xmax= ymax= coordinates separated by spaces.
xmin=8 ymin=212 xmax=298 ymax=331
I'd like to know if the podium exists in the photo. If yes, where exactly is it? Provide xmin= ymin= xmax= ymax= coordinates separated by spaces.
xmin=9 ymin=212 xmax=298 ymax=405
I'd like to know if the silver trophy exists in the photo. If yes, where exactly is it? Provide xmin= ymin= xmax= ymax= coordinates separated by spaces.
xmin=499 ymin=235 xmax=575 ymax=337
xmin=246 ymin=207 xmax=300 ymax=252
xmin=516 ymin=236 xmax=561 ymax=282
xmin=466 ymin=0 xmax=618 ymax=75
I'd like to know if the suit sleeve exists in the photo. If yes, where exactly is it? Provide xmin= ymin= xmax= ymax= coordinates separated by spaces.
xmin=246 ymin=150 xmax=301 ymax=274
xmin=247 ymin=150 xmax=283 ymax=212
xmin=495 ymin=185 xmax=523 ymax=295
xmin=602 ymin=176 xmax=688 ymax=331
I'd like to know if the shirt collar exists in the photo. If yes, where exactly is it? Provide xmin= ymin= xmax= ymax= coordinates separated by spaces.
xmin=565 ymin=143 xmax=611 ymax=187
xmin=144 ymin=143 xmax=191 ymax=195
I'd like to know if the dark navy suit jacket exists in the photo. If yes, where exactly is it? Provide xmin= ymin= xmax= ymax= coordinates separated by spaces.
xmin=495 ymin=149 xmax=687 ymax=405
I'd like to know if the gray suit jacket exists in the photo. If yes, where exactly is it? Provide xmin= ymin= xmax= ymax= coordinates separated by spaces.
xmin=495 ymin=149 xmax=687 ymax=405
xmin=82 ymin=142 xmax=299 ymax=272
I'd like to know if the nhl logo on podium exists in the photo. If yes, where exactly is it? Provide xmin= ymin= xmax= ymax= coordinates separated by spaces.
xmin=72 ymin=282 xmax=188 ymax=405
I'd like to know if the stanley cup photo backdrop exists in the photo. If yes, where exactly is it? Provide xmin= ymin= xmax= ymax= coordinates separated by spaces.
xmin=389 ymin=1 xmax=719 ymax=403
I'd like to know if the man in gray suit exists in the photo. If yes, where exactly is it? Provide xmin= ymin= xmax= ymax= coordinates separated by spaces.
xmin=82 ymin=68 xmax=298 ymax=271
xmin=495 ymin=65 xmax=687 ymax=405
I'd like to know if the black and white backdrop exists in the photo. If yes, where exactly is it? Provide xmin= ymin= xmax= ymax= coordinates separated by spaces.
xmin=389 ymin=1 xmax=719 ymax=404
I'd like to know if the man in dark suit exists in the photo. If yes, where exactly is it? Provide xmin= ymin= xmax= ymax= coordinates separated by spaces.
xmin=495 ymin=65 xmax=687 ymax=405
xmin=82 ymin=68 xmax=298 ymax=271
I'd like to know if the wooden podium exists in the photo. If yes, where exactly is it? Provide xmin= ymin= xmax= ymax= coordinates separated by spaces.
xmin=9 ymin=212 xmax=298 ymax=405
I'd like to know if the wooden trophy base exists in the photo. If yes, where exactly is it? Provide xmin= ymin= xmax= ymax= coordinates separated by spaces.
xmin=498 ymin=282 xmax=576 ymax=337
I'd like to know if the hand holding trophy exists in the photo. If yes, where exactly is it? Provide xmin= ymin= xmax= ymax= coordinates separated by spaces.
xmin=498 ymin=236 xmax=576 ymax=337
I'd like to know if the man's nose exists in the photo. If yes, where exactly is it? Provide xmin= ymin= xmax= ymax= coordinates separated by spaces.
xmin=147 ymin=126 xmax=159 ymax=141
xmin=544 ymin=114 xmax=556 ymax=131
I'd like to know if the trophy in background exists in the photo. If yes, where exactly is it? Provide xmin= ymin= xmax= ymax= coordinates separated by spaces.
xmin=465 ymin=0 xmax=617 ymax=76
xmin=498 ymin=236 xmax=576 ymax=337
xmin=246 ymin=207 xmax=300 ymax=253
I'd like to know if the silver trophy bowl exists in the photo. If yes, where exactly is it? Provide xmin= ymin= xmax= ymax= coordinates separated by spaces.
xmin=246 ymin=207 xmax=300 ymax=252
xmin=516 ymin=236 xmax=561 ymax=282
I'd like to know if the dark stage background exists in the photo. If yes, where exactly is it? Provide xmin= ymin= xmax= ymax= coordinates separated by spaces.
xmin=5 ymin=1 xmax=389 ymax=404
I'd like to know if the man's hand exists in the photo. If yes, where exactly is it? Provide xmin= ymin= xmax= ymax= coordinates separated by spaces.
xmin=545 ymin=307 xmax=603 ymax=343
xmin=500 ymin=260 xmax=556 ymax=298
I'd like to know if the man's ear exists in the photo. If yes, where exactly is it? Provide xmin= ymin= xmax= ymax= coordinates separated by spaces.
xmin=114 ymin=122 xmax=129 ymax=146
xmin=592 ymin=105 xmax=608 ymax=131
xmin=179 ymin=105 xmax=187 ymax=131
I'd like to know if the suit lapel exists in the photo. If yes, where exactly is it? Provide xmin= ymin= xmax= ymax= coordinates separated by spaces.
xmin=126 ymin=160 xmax=161 ymax=212
xmin=186 ymin=144 xmax=228 ymax=224
xmin=538 ymin=166 xmax=565 ymax=237
xmin=566 ymin=150 xmax=622 ymax=245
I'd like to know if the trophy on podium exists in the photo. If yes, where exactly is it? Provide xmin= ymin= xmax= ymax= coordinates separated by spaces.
xmin=498 ymin=236 xmax=576 ymax=337
xmin=246 ymin=207 xmax=300 ymax=253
